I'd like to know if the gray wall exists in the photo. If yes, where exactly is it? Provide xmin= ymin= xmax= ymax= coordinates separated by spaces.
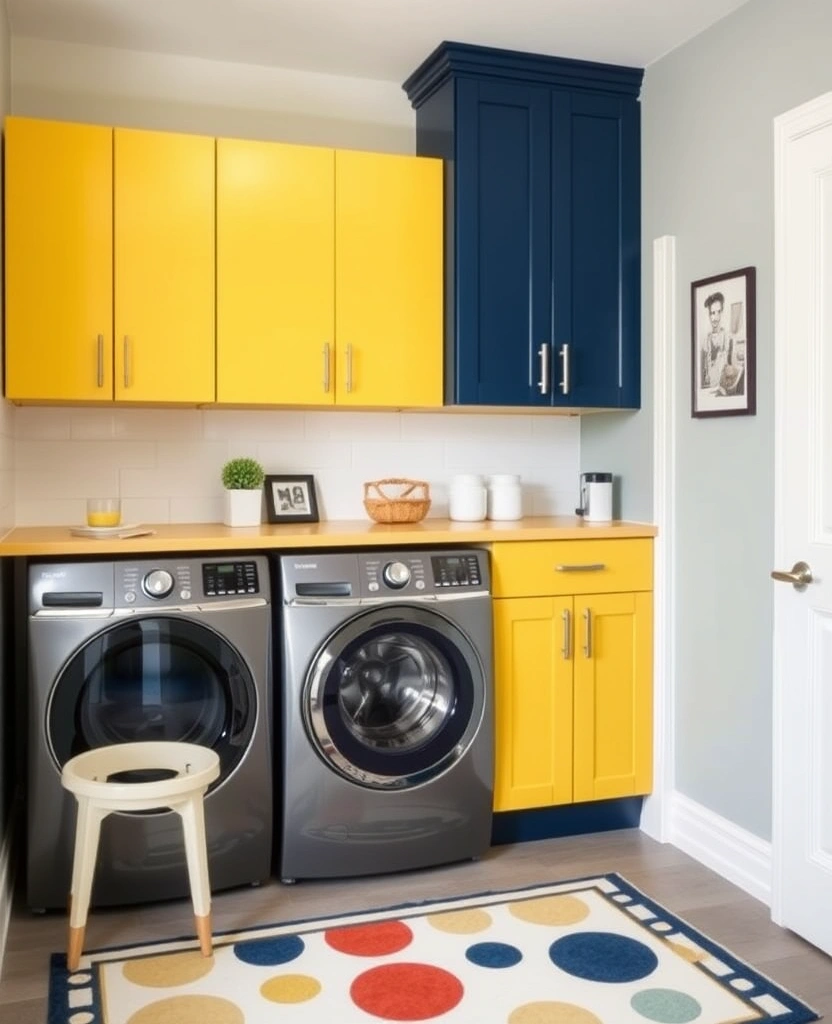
xmin=584 ymin=0 xmax=832 ymax=840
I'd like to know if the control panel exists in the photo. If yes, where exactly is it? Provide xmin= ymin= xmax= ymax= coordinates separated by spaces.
xmin=431 ymin=553 xmax=483 ymax=588
xmin=357 ymin=550 xmax=488 ymax=596
xmin=202 ymin=561 xmax=260 ymax=597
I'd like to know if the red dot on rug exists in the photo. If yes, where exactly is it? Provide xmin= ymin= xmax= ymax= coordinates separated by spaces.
xmin=325 ymin=920 xmax=413 ymax=957
xmin=350 ymin=963 xmax=464 ymax=1020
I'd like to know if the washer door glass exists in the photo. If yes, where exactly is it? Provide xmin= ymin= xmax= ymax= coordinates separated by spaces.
xmin=305 ymin=605 xmax=485 ymax=789
xmin=47 ymin=616 xmax=256 ymax=787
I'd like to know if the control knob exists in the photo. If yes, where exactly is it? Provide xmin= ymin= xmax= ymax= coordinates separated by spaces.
xmin=143 ymin=569 xmax=175 ymax=599
xmin=383 ymin=561 xmax=410 ymax=589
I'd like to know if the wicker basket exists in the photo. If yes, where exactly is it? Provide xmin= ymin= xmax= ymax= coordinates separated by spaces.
xmin=363 ymin=479 xmax=431 ymax=524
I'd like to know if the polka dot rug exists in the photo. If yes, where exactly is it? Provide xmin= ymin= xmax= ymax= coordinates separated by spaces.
xmin=47 ymin=873 xmax=819 ymax=1024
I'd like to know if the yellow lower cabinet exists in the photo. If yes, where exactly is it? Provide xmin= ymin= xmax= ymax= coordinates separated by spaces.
xmin=491 ymin=539 xmax=653 ymax=813
xmin=572 ymin=591 xmax=653 ymax=802
xmin=493 ymin=597 xmax=573 ymax=811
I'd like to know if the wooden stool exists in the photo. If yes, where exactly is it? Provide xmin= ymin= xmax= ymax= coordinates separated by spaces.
xmin=60 ymin=741 xmax=220 ymax=971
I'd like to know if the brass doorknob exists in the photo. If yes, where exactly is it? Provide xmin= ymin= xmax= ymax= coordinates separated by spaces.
xmin=770 ymin=561 xmax=813 ymax=589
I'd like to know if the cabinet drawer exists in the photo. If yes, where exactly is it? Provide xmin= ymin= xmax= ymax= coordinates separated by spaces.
xmin=491 ymin=539 xmax=652 ymax=597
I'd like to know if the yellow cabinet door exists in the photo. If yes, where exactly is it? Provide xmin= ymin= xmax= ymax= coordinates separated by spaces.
xmin=5 ymin=117 xmax=113 ymax=401
xmin=335 ymin=150 xmax=443 ymax=408
xmin=217 ymin=139 xmax=335 ymax=405
xmin=493 ymin=597 xmax=573 ymax=811
xmin=573 ymin=591 xmax=653 ymax=802
xmin=114 ymin=128 xmax=215 ymax=403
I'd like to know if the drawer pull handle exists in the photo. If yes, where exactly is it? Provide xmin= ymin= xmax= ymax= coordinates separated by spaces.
xmin=555 ymin=563 xmax=606 ymax=573
xmin=561 ymin=607 xmax=571 ymax=660
xmin=583 ymin=608 xmax=592 ymax=658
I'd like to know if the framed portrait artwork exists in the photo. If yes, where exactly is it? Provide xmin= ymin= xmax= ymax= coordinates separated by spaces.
xmin=691 ymin=266 xmax=756 ymax=418
xmin=264 ymin=474 xmax=320 ymax=524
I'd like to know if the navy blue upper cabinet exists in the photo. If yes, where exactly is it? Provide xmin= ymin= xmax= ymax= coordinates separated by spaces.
xmin=403 ymin=43 xmax=643 ymax=409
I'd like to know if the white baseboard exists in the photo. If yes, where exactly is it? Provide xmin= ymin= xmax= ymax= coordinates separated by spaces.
xmin=670 ymin=791 xmax=772 ymax=905
xmin=0 ymin=822 xmax=13 ymax=978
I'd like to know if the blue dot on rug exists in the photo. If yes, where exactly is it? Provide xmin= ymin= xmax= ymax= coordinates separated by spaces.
xmin=234 ymin=934 xmax=305 ymax=966
xmin=549 ymin=931 xmax=658 ymax=982
xmin=465 ymin=942 xmax=523 ymax=968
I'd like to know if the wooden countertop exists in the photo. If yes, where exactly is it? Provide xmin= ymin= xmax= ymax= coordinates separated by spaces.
xmin=0 ymin=517 xmax=656 ymax=557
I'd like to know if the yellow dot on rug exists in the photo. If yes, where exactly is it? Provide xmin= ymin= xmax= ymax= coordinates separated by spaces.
xmin=509 ymin=895 xmax=590 ymax=926
xmin=509 ymin=1001 xmax=602 ymax=1024
xmin=261 ymin=974 xmax=322 ymax=1003
xmin=664 ymin=937 xmax=707 ymax=963
xmin=127 ymin=995 xmax=243 ymax=1024
xmin=427 ymin=908 xmax=492 ymax=933
xmin=123 ymin=950 xmax=216 ymax=988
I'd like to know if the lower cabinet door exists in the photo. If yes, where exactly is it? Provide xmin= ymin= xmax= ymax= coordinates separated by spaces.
xmin=573 ymin=591 xmax=653 ymax=802
xmin=493 ymin=596 xmax=573 ymax=811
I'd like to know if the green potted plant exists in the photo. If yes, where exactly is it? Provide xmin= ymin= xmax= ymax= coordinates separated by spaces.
xmin=221 ymin=457 xmax=265 ymax=527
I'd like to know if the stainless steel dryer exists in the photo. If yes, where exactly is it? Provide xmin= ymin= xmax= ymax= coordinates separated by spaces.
xmin=278 ymin=548 xmax=493 ymax=881
xmin=27 ymin=556 xmax=272 ymax=909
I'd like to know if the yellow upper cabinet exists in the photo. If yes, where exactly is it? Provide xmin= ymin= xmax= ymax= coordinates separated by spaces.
xmin=335 ymin=149 xmax=443 ymax=407
xmin=216 ymin=139 xmax=336 ymax=405
xmin=114 ymin=129 xmax=215 ymax=403
xmin=217 ymin=143 xmax=443 ymax=408
xmin=5 ymin=117 xmax=114 ymax=401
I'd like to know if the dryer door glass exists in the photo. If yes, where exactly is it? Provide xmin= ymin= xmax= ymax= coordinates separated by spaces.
xmin=305 ymin=605 xmax=486 ymax=789
xmin=46 ymin=616 xmax=256 ymax=788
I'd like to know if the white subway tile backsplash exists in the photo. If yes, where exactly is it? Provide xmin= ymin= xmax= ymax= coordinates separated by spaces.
xmin=15 ymin=407 xmax=72 ymax=440
xmin=256 ymin=440 xmax=353 ymax=472
xmin=170 ymin=495 xmax=225 ymax=524
xmin=13 ymin=406 xmax=580 ymax=525
xmin=114 ymin=408 xmax=205 ymax=441
xmin=204 ymin=409 xmax=305 ymax=442
xmin=303 ymin=411 xmax=402 ymax=441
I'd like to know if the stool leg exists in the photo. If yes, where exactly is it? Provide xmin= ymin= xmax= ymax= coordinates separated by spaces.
xmin=67 ymin=800 xmax=106 ymax=971
xmin=178 ymin=796 xmax=213 ymax=957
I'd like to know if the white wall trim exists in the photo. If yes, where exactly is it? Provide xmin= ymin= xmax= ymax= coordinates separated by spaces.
xmin=671 ymin=791 xmax=772 ymax=905
xmin=0 ymin=820 xmax=14 ymax=978
xmin=640 ymin=235 xmax=677 ymax=843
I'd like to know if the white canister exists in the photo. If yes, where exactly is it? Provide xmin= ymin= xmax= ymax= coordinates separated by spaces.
xmin=449 ymin=474 xmax=487 ymax=522
xmin=487 ymin=474 xmax=523 ymax=521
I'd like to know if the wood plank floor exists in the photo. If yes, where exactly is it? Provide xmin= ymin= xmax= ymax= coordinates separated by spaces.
xmin=1 ymin=828 xmax=829 ymax=1022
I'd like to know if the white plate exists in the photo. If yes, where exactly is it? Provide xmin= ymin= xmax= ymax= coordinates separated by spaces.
xmin=70 ymin=523 xmax=147 ymax=538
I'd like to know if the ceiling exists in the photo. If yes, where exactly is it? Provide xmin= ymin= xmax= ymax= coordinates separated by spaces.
xmin=6 ymin=0 xmax=752 ymax=83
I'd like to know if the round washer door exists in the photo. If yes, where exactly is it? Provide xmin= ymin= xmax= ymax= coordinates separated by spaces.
xmin=46 ymin=615 xmax=257 ymax=787
xmin=304 ymin=604 xmax=486 ymax=790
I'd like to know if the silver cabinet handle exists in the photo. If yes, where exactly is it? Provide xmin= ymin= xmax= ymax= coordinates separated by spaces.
xmin=559 ymin=342 xmax=570 ymax=395
xmin=96 ymin=334 xmax=104 ymax=388
xmin=346 ymin=343 xmax=353 ymax=393
xmin=771 ymin=560 xmax=813 ymax=590
xmin=561 ymin=607 xmax=571 ymax=660
xmin=583 ymin=608 xmax=592 ymax=658
xmin=538 ymin=343 xmax=550 ymax=395
xmin=323 ymin=343 xmax=331 ymax=393
xmin=123 ymin=336 xmax=131 ymax=388
xmin=556 ymin=563 xmax=606 ymax=573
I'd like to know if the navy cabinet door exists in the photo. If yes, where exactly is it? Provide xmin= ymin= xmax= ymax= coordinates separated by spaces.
xmin=453 ymin=79 xmax=553 ymax=406
xmin=552 ymin=92 xmax=640 ymax=408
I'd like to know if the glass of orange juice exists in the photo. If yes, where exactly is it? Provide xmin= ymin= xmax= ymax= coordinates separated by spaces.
xmin=86 ymin=498 xmax=121 ymax=528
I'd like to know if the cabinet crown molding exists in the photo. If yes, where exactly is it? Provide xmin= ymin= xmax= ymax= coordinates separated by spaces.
xmin=402 ymin=40 xmax=644 ymax=109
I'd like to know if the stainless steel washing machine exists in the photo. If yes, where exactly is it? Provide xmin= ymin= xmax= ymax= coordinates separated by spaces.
xmin=27 ymin=556 xmax=272 ymax=909
xmin=278 ymin=548 xmax=493 ymax=881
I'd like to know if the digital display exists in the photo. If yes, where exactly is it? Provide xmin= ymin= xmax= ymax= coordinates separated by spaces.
xmin=217 ymin=565 xmax=235 ymax=574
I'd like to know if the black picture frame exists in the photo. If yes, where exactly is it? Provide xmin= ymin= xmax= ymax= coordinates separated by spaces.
xmin=264 ymin=474 xmax=319 ymax=524
xmin=691 ymin=266 xmax=756 ymax=418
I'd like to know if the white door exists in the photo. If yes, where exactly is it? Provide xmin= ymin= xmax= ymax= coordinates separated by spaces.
xmin=772 ymin=91 xmax=832 ymax=953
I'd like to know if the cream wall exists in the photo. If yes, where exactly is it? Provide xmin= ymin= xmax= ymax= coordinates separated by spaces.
xmin=8 ymin=37 xmax=582 ymax=527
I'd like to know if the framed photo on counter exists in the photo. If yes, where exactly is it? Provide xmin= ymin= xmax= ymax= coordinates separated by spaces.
xmin=265 ymin=475 xmax=320 ymax=524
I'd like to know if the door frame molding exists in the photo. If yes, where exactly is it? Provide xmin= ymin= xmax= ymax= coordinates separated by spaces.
xmin=771 ymin=89 xmax=832 ymax=923
xmin=641 ymin=235 xmax=677 ymax=842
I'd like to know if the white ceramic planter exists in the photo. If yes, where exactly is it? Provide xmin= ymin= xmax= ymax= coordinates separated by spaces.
xmin=223 ymin=489 xmax=262 ymax=527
